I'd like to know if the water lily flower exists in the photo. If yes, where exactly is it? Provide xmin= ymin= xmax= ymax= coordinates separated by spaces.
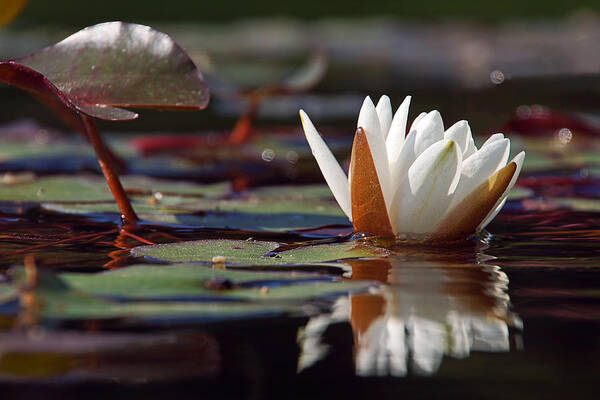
xmin=299 ymin=95 xmax=525 ymax=240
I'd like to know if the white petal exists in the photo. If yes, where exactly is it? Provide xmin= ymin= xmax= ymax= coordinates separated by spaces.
xmin=464 ymin=135 xmax=478 ymax=159
xmin=444 ymin=120 xmax=470 ymax=155
xmin=478 ymin=151 xmax=526 ymax=231
xmin=389 ymin=110 xmax=445 ymax=198
xmin=376 ymin=95 xmax=393 ymax=139
xmin=390 ymin=139 xmax=462 ymax=235
xmin=413 ymin=110 xmax=445 ymax=156
xmin=358 ymin=96 xmax=383 ymax=141
xmin=448 ymin=138 xmax=510 ymax=211
xmin=409 ymin=112 xmax=427 ymax=133
xmin=386 ymin=95 xmax=411 ymax=166
xmin=300 ymin=110 xmax=352 ymax=220
xmin=389 ymin=128 xmax=417 ymax=197
xmin=481 ymin=133 xmax=504 ymax=148
xmin=357 ymin=96 xmax=392 ymax=208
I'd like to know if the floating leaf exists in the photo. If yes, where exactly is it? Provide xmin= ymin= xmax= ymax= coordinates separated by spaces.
xmin=39 ymin=186 xmax=349 ymax=232
xmin=246 ymin=184 xmax=334 ymax=200
xmin=0 ymin=175 xmax=230 ymax=203
xmin=2 ymin=265 xmax=373 ymax=324
xmin=62 ymin=265 xmax=368 ymax=301
xmin=507 ymin=186 xmax=534 ymax=200
xmin=131 ymin=239 xmax=388 ymax=265
xmin=0 ymin=175 xmax=113 ymax=202
xmin=176 ymin=198 xmax=343 ymax=215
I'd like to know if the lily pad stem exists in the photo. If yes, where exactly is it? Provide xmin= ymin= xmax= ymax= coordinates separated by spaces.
xmin=228 ymin=92 xmax=264 ymax=144
xmin=81 ymin=115 xmax=139 ymax=229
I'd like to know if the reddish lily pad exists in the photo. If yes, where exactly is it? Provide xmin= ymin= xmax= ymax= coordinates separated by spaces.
xmin=0 ymin=22 xmax=209 ymax=127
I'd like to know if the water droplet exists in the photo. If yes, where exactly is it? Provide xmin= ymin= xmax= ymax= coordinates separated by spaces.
xmin=286 ymin=151 xmax=299 ymax=164
xmin=557 ymin=128 xmax=573 ymax=145
xmin=516 ymin=105 xmax=531 ymax=118
xmin=490 ymin=69 xmax=505 ymax=84
xmin=261 ymin=148 xmax=275 ymax=162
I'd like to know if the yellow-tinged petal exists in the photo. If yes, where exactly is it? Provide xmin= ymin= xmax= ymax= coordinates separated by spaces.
xmin=432 ymin=161 xmax=517 ymax=241
xmin=478 ymin=151 xmax=525 ymax=230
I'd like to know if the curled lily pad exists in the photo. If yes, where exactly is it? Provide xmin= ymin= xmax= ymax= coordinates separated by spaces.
xmin=0 ymin=22 xmax=209 ymax=125
xmin=131 ymin=239 xmax=388 ymax=265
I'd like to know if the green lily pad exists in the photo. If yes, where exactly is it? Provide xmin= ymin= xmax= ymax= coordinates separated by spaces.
xmin=62 ymin=265 xmax=366 ymax=301
xmin=0 ymin=176 xmax=114 ymax=202
xmin=131 ymin=239 xmax=388 ymax=265
xmin=0 ymin=175 xmax=230 ymax=203
xmin=0 ymin=141 xmax=94 ymax=162
xmin=42 ymin=198 xmax=348 ymax=232
xmin=2 ymin=264 xmax=372 ymax=324
xmin=553 ymin=198 xmax=600 ymax=211
xmin=177 ymin=198 xmax=343 ymax=216
xmin=507 ymin=186 xmax=534 ymax=200
xmin=246 ymin=184 xmax=334 ymax=200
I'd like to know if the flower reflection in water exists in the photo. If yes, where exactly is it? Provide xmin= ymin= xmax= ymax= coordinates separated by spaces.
xmin=298 ymin=251 xmax=521 ymax=376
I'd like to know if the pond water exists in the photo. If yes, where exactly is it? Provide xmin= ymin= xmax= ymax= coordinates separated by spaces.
xmin=0 ymin=19 xmax=600 ymax=399
xmin=0 ymin=130 xmax=598 ymax=399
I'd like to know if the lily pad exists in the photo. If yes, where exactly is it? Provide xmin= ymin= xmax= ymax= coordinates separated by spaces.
xmin=246 ymin=184 xmax=334 ymax=200
xmin=41 ymin=193 xmax=349 ymax=232
xmin=0 ymin=175 xmax=230 ymax=203
xmin=2 ymin=265 xmax=373 ymax=324
xmin=1 ymin=22 xmax=209 ymax=126
xmin=131 ymin=239 xmax=388 ymax=265
xmin=62 ymin=265 xmax=367 ymax=301
xmin=507 ymin=186 xmax=534 ymax=200
xmin=177 ymin=198 xmax=343 ymax=215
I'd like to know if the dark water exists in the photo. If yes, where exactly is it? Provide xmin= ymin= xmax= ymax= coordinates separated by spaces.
xmin=0 ymin=162 xmax=598 ymax=399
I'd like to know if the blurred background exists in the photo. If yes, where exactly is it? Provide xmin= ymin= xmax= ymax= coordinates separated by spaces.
xmin=0 ymin=0 xmax=599 ymax=136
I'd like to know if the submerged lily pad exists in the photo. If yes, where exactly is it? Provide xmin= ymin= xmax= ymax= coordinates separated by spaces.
xmin=131 ymin=239 xmax=388 ymax=265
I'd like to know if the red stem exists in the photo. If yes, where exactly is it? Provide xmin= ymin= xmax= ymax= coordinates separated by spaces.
xmin=228 ymin=93 xmax=263 ymax=145
xmin=81 ymin=115 xmax=139 ymax=229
